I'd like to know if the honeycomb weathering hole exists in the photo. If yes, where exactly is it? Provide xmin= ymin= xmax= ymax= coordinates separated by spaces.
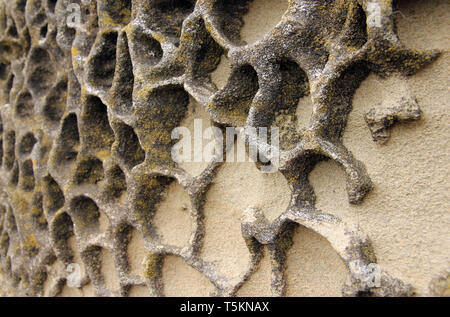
xmin=87 ymin=31 xmax=118 ymax=91
xmin=273 ymin=59 xmax=310 ymax=151
xmin=141 ymin=0 xmax=195 ymax=44
xmin=73 ymin=156 xmax=104 ymax=185
xmin=31 ymin=192 xmax=47 ymax=230
xmin=5 ymin=207 xmax=18 ymax=232
xmin=26 ymin=47 xmax=56 ymax=97
xmin=80 ymin=95 xmax=114 ymax=152
xmin=15 ymin=90 xmax=33 ymax=118
xmin=9 ymin=161 xmax=19 ymax=187
xmin=103 ymin=165 xmax=127 ymax=200
xmin=211 ymin=0 xmax=253 ymax=45
xmin=131 ymin=174 xmax=173 ymax=237
xmin=19 ymin=132 xmax=37 ymax=155
xmin=43 ymin=175 xmax=65 ymax=214
xmin=7 ymin=20 xmax=18 ymax=38
xmin=176 ymin=99 xmax=213 ymax=176
xmin=3 ymin=131 xmax=16 ymax=170
xmin=133 ymin=85 xmax=190 ymax=152
xmin=43 ymin=78 xmax=68 ymax=123
xmin=188 ymin=18 xmax=223 ymax=80
xmin=55 ymin=113 xmax=80 ymax=164
xmin=111 ymin=121 xmax=145 ymax=170
xmin=110 ymin=32 xmax=134 ymax=115
xmin=208 ymin=64 xmax=259 ymax=126
xmin=70 ymin=196 xmax=101 ymax=234
xmin=47 ymin=0 xmax=57 ymax=14
xmin=19 ymin=159 xmax=35 ymax=191
xmin=50 ymin=212 xmax=75 ymax=264
xmin=129 ymin=27 xmax=163 ymax=67
xmin=0 ymin=0 xmax=446 ymax=298
xmin=40 ymin=24 xmax=48 ymax=39
xmin=0 ymin=62 xmax=9 ymax=80
xmin=100 ymin=0 xmax=132 ymax=26
xmin=0 ymin=232 xmax=9 ymax=257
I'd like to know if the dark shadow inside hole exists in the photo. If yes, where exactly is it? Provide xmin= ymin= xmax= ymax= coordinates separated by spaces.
xmin=211 ymin=0 xmax=252 ymax=45
xmin=33 ymin=12 xmax=47 ymax=25
xmin=19 ymin=132 xmax=37 ymax=155
xmin=0 ymin=232 xmax=9 ymax=257
xmin=271 ymin=59 xmax=309 ymax=151
xmin=80 ymin=245 xmax=102 ymax=284
xmin=110 ymin=32 xmax=134 ymax=115
xmin=144 ymin=0 xmax=195 ymax=44
xmin=132 ymin=174 xmax=174 ymax=237
xmin=9 ymin=161 xmax=19 ymax=187
xmin=0 ymin=63 xmax=9 ymax=80
xmin=7 ymin=21 xmax=18 ymax=38
xmin=112 ymin=121 xmax=145 ymax=170
xmin=103 ymin=165 xmax=127 ymax=200
xmin=51 ymin=212 xmax=75 ymax=264
xmin=102 ymin=0 xmax=132 ymax=25
xmin=70 ymin=196 xmax=100 ymax=232
xmin=40 ymin=24 xmax=48 ymax=39
xmin=16 ymin=0 xmax=27 ymax=13
xmin=130 ymin=28 xmax=163 ymax=66
xmin=191 ymin=19 xmax=223 ymax=79
xmin=31 ymin=192 xmax=47 ymax=229
xmin=6 ymin=74 xmax=14 ymax=92
xmin=0 ymin=42 xmax=12 ymax=55
xmin=209 ymin=64 xmax=259 ymax=126
xmin=6 ymin=207 xmax=17 ymax=232
xmin=73 ymin=156 xmax=104 ymax=185
xmin=278 ymin=59 xmax=309 ymax=111
xmin=133 ymin=84 xmax=190 ymax=152
xmin=4 ymin=131 xmax=15 ymax=170
xmin=342 ymin=3 xmax=368 ymax=49
xmin=54 ymin=113 xmax=79 ymax=164
xmin=48 ymin=0 xmax=58 ymax=14
xmin=43 ymin=77 xmax=67 ymax=123
xmin=20 ymin=159 xmax=35 ymax=191
xmin=0 ymin=139 xmax=3 ymax=167
xmin=15 ymin=90 xmax=34 ymax=118
xmin=27 ymin=48 xmax=56 ymax=96
xmin=55 ymin=113 xmax=79 ymax=163
xmin=87 ymin=31 xmax=118 ymax=90
xmin=81 ymin=95 xmax=115 ymax=151
xmin=43 ymin=175 xmax=65 ymax=214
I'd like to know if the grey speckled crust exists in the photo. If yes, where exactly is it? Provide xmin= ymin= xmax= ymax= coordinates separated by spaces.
xmin=0 ymin=0 xmax=441 ymax=297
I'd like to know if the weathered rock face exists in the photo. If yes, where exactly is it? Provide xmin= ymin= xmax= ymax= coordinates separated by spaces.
xmin=0 ymin=0 xmax=448 ymax=297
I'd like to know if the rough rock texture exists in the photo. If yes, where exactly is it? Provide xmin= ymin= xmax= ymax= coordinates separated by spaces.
xmin=0 ymin=0 xmax=447 ymax=297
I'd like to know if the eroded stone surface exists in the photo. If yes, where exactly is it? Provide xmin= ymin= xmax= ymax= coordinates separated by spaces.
xmin=0 ymin=0 xmax=447 ymax=297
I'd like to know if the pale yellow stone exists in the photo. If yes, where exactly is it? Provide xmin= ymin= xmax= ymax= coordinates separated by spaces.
xmin=285 ymin=225 xmax=348 ymax=297
xmin=241 ymin=0 xmax=289 ymax=45
xmin=162 ymin=256 xmax=215 ymax=297
xmin=154 ymin=181 xmax=192 ymax=248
